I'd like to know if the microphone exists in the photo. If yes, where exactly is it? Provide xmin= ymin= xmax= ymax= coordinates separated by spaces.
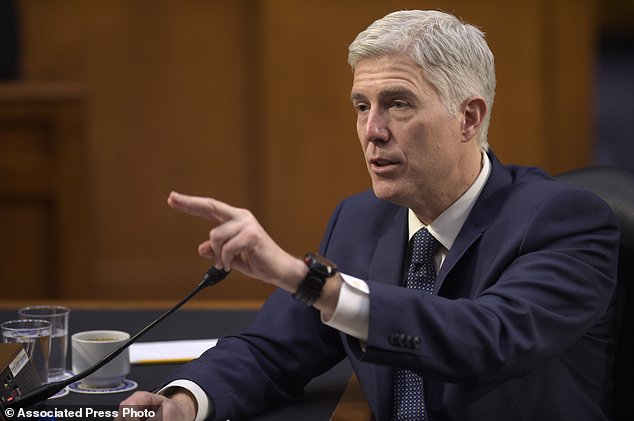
xmin=2 ymin=266 xmax=229 ymax=410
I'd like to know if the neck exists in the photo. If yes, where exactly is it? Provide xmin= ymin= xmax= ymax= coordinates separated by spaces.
xmin=412 ymin=151 xmax=483 ymax=224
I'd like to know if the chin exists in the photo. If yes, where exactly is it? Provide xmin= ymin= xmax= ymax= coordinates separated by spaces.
xmin=371 ymin=184 xmax=406 ymax=206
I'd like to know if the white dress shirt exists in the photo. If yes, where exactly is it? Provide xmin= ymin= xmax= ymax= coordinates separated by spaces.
xmin=163 ymin=153 xmax=491 ymax=420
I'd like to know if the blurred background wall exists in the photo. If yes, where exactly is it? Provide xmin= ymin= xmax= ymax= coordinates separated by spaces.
xmin=1 ymin=0 xmax=632 ymax=303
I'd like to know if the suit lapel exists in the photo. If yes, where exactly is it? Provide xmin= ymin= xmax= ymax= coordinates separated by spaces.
xmin=434 ymin=152 xmax=513 ymax=293
xmin=368 ymin=207 xmax=409 ymax=286
xmin=434 ymin=217 xmax=481 ymax=291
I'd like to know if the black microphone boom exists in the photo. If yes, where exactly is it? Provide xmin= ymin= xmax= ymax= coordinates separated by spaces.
xmin=3 ymin=266 xmax=229 ymax=410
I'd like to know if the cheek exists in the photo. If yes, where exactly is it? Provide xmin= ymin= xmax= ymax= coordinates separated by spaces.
xmin=355 ymin=119 xmax=363 ymax=140
xmin=399 ymin=126 xmax=444 ymax=170
xmin=357 ymin=134 xmax=367 ymax=153
xmin=356 ymin=125 xmax=370 ymax=151
xmin=356 ymin=120 xmax=363 ymax=139
xmin=398 ymin=123 xmax=429 ymax=155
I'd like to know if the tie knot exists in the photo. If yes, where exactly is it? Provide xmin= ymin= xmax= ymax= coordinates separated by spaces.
xmin=411 ymin=228 xmax=440 ymax=263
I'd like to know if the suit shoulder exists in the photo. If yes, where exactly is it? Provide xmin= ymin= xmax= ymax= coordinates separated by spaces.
xmin=509 ymin=165 xmax=611 ymax=206
xmin=495 ymin=165 xmax=617 ymax=226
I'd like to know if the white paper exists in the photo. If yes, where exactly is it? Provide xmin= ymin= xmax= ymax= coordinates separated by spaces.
xmin=129 ymin=339 xmax=218 ymax=364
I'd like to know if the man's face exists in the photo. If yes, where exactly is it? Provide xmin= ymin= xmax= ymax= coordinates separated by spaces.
xmin=351 ymin=55 xmax=475 ymax=215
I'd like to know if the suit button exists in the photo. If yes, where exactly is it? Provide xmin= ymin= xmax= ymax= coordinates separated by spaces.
xmin=389 ymin=332 xmax=407 ymax=347
xmin=411 ymin=336 xmax=421 ymax=349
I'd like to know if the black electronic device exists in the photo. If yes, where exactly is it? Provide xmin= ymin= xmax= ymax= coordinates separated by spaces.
xmin=0 ymin=266 xmax=228 ymax=411
xmin=0 ymin=343 xmax=42 ymax=405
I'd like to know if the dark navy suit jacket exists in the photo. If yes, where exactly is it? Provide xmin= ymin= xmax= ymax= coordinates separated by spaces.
xmin=173 ymin=153 xmax=619 ymax=421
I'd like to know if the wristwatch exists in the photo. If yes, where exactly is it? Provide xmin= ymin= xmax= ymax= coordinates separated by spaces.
xmin=293 ymin=253 xmax=338 ymax=306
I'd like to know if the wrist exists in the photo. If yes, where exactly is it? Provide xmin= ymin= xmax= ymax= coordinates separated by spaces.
xmin=286 ymin=256 xmax=309 ymax=292
xmin=313 ymin=272 xmax=343 ymax=319
xmin=165 ymin=389 xmax=197 ymax=421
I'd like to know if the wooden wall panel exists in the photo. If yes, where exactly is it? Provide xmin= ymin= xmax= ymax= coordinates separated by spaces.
xmin=0 ymin=83 xmax=89 ymax=298
xmin=14 ymin=1 xmax=271 ymax=300
xmin=0 ymin=201 xmax=52 ymax=297
xmin=76 ymin=2 xmax=265 ymax=300
xmin=6 ymin=0 xmax=596 ymax=302
xmin=254 ymin=0 xmax=372 ymax=256
xmin=544 ymin=0 xmax=596 ymax=171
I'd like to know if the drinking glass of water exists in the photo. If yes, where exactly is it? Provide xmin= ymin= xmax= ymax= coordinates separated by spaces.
xmin=1 ymin=319 xmax=52 ymax=384
xmin=18 ymin=306 xmax=71 ymax=382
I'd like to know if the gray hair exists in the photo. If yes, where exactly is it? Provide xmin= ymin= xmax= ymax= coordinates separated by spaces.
xmin=348 ymin=10 xmax=496 ymax=150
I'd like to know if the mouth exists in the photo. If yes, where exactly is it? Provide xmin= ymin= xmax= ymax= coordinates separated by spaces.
xmin=369 ymin=157 xmax=400 ymax=174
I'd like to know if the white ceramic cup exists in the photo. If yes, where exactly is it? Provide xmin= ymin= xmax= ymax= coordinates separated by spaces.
xmin=71 ymin=330 xmax=130 ymax=388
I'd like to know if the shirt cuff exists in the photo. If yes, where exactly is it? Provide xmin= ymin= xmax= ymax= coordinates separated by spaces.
xmin=158 ymin=379 xmax=211 ymax=421
xmin=321 ymin=273 xmax=369 ymax=342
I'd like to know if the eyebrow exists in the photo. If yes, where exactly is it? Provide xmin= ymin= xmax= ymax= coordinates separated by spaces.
xmin=350 ymin=92 xmax=366 ymax=102
xmin=379 ymin=87 xmax=417 ymax=100
xmin=350 ymin=87 xmax=417 ymax=102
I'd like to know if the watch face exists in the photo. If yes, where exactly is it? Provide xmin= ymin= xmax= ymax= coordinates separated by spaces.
xmin=306 ymin=253 xmax=337 ymax=277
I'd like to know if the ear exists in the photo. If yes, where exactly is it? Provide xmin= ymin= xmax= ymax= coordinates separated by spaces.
xmin=460 ymin=97 xmax=487 ymax=142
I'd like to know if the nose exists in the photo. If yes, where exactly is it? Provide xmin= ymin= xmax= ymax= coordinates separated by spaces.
xmin=363 ymin=109 xmax=389 ymax=144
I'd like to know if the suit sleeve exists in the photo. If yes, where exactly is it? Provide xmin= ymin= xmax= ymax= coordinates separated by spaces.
xmin=169 ymin=290 xmax=345 ymax=420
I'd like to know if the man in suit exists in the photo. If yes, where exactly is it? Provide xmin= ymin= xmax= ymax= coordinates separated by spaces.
xmin=118 ymin=10 xmax=619 ymax=421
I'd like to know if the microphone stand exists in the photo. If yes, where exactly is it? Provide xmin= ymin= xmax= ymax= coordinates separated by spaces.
xmin=3 ymin=266 xmax=229 ymax=410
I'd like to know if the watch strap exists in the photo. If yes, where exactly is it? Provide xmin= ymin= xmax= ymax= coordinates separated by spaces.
xmin=293 ymin=253 xmax=337 ymax=306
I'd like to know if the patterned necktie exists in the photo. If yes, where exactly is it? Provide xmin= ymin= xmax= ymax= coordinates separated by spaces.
xmin=392 ymin=228 xmax=440 ymax=421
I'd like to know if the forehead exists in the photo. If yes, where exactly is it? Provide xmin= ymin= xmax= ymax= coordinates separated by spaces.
xmin=351 ymin=55 xmax=435 ymax=99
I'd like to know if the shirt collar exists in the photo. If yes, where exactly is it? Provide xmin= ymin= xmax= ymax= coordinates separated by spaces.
xmin=408 ymin=152 xmax=491 ymax=251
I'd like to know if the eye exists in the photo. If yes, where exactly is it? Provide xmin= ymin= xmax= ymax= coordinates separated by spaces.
xmin=392 ymin=100 xmax=408 ymax=109
xmin=354 ymin=102 xmax=370 ymax=113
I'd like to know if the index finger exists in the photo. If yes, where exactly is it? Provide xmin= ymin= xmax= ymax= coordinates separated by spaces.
xmin=167 ymin=191 xmax=236 ymax=223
